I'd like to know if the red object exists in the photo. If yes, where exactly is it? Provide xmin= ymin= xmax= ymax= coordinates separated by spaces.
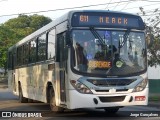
xmin=135 ymin=96 xmax=146 ymax=101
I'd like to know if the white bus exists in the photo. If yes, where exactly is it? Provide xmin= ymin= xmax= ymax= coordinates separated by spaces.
xmin=8 ymin=10 xmax=149 ymax=113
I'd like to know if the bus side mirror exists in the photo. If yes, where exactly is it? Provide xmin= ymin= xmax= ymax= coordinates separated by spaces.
xmin=146 ymin=34 xmax=154 ymax=48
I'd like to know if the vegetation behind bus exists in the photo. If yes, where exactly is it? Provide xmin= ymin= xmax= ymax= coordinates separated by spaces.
xmin=147 ymin=35 xmax=160 ymax=67
xmin=0 ymin=14 xmax=52 ymax=69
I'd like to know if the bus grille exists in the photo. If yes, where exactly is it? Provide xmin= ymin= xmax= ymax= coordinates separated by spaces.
xmin=99 ymin=96 xmax=126 ymax=102
xmin=87 ymin=79 xmax=135 ymax=86
xmin=95 ymin=89 xmax=128 ymax=92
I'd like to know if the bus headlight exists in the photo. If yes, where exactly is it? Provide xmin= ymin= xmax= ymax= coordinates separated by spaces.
xmin=133 ymin=78 xmax=148 ymax=92
xmin=70 ymin=80 xmax=93 ymax=94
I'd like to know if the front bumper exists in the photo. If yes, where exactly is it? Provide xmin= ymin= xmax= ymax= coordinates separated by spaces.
xmin=67 ymin=88 xmax=148 ymax=109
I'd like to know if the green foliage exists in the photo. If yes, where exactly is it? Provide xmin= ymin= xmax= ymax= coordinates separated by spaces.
xmin=148 ymin=36 xmax=160 ymax=67
xmin=30 ymin=14 xmax=51 ymax=30
xmin=4 ymin=14 xmax=52 ymax=38
xmin=0 ymin=14 xmax=52 ymax=68
xmin=0 ymin=25 xmax=17 ymax=67
xmin=5 ymin=14 xmax=30 ymax=29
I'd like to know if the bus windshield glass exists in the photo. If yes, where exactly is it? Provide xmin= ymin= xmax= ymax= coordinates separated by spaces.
xmin=71 ymin=29 xmax=146 ymax=76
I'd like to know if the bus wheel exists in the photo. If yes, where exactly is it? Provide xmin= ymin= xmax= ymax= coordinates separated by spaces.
xmin=49 ymin=88 xmax=64 ymax=112
xmin=18 ymin=84 xmax=28 ymax=103
xmin=104 ymin=107 xmax=119 ymax=114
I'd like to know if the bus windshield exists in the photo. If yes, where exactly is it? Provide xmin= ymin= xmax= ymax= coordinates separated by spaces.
xmin=71 ymin=29 xmax=147 ymax=76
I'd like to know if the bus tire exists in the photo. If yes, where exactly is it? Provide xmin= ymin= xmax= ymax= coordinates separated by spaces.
xmin=18 ymin=84 xmax=28 ymax=103
xmin=49 ymin=87 xmax=64 ymax=112
xmin=104 ymin=107 xmax=119 ymax=114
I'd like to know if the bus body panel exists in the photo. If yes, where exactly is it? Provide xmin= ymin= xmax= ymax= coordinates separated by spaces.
xmin=12 ymin=62 xmax=55 ymax=103
xmin=8 ymin=70 xmax=15 ymax=92
xmin=66 ymin=66 xmax=148 ymax=109
xmin=67 ymin=88 xmax=148 ymax=109
xmin=8 ymin=19 xmax=69 ymax=104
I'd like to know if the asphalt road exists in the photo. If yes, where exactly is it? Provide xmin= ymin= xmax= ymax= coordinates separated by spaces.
xmin=0 ymin=88 xmax=159 ymax=120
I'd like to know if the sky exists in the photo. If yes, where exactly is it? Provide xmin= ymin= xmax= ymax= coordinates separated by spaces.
xmin=0 ymin=0 xmax=160 ymax=27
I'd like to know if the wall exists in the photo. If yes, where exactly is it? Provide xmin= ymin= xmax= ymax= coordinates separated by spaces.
xmin=148 ymin=66 xmax=160 ymax=94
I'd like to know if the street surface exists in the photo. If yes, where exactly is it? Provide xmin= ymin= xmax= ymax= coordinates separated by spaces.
xmin=0 ymin=88 xmax=159 ymax=120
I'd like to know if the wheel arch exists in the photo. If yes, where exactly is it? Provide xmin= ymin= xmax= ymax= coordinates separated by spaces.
xmin=18 ymin=81 xmax=21 ymax=94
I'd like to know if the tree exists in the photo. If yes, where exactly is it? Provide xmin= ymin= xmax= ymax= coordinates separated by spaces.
xmin=4 ymin=14 xmax=52 ymax=39
xmin=138 ymin=7 xmax=160 ymax=67
xmin=0 ymin=25 xmax=18 ymax=67
xmin=0 ymin=14 xmax=52 ymax=68
xmin=30 ymin=14 xmax=52 ymax=30
xmin=148 ymin=36 xmax=160 ymax=67
xmin=146 ymin=26 xmax=160 ymax=67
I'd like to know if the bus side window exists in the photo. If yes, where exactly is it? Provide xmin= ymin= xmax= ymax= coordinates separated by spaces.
xmin=37 ymin=34 xmax=47 ymax=61
xmin=8 ymin=51 xmax=13 ymax=70
xmin=24 ymin=42 xmax=29 ymax=64
xmin=48 ymin=29 xmax=56 ymax=60
xmin=17 ymin=46 xmax=23 ymax=66
xmin=29 ymin=39 xmax=37 ymax=63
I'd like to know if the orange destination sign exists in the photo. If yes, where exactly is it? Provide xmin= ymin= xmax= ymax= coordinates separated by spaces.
xmin=88 ymin=60 xmax=111 ymax=68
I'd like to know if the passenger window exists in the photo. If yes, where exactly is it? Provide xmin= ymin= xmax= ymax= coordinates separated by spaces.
xmin=8 ymin=51 xmax=13 ymax=69
xmin=48 ymin=29 xmax=55 ymax=60
xmin=23 ymin=42 xmax=29 ymax=64
xmin=29 ymin=39 xmax=37 ymax=63
xmin=37 ymin=34 xmax=47 ymax=61
xmin=17 ymin=46 xmax=23 ymax=66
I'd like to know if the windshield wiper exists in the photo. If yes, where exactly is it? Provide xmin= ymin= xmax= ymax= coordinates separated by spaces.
xmin=90 ymin=27 xmax=105 ymax=45
xmin=119 ymin=29 xmax=130 ymax=48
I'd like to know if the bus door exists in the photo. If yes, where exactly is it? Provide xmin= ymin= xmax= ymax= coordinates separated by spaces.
xmin=56 ymin=33 xmax=66 ymax=103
